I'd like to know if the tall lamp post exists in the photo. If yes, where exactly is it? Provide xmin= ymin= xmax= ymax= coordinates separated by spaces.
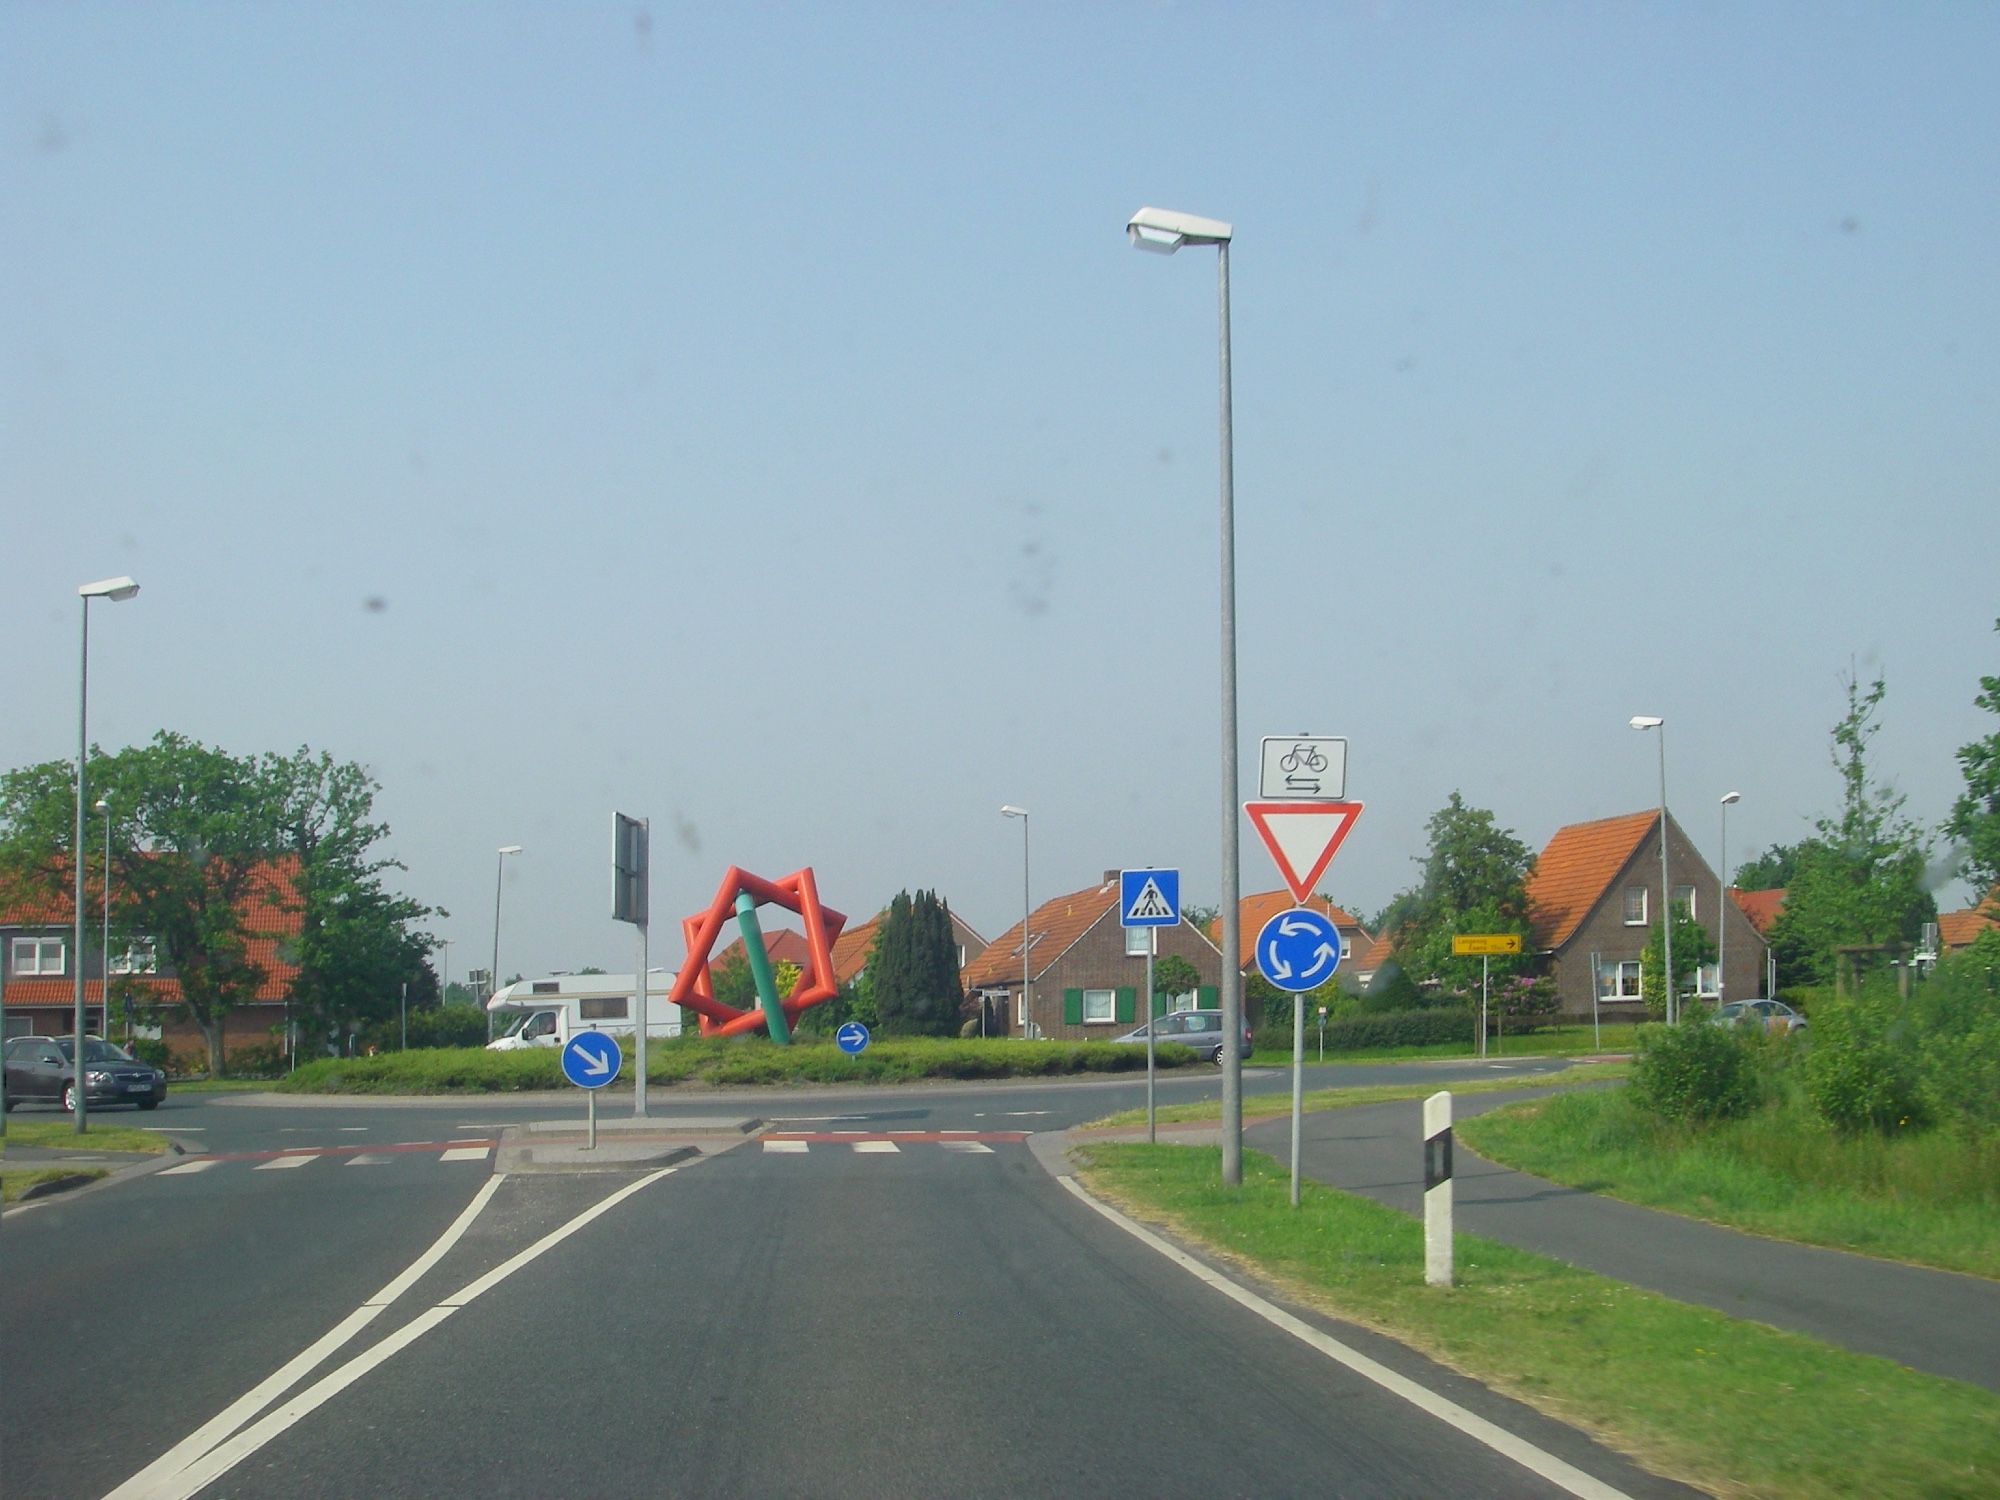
xmin=1128 ymin=205 xmax=1245 ymax=1187
xmin=1629 ymin=716 xmax=1673 ymax=1023
xmin=490 ymin=845 xmax=522 ymax=1041
xmin=1718 ymin=792 xmax=1741 ymax=1008
xmin=96 ymin=798 xmax=114 ymax=1040
xmin=999 ymin=806 xmax=1032 ymax=1039
xmin=74 ymin=575 xmax=140 ymax=1133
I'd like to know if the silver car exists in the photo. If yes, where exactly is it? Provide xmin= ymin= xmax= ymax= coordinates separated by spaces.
xmin=1112 ymin=1008 xmax=1253 ymax=1064
xmin=1714 ymin=999 xmax=1808 ymax=1035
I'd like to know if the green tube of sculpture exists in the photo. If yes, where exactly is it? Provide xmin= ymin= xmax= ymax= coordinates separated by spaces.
xmin=734 ymin=891 xmax=792 ymax=1045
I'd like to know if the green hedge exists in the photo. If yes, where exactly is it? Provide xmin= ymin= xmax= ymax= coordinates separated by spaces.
xmin=1314 ymin=1007 xmax=1477 ymax=1053
xmin=275 ymin=1036 xmax=1206 ymax=1093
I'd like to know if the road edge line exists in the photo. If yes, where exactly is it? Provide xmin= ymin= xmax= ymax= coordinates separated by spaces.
xmin=1056 ymin=1174 xmax=1634 ymax=1500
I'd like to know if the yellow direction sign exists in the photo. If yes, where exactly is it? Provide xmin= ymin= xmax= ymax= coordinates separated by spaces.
xmin=1452 ymin=933 xmax=1523 ymax=956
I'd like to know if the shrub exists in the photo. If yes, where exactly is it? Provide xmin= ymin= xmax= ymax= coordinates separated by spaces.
xmin=127 ymin=1037 xmax=170 ymax=1069
xmin=1317 ymin=1007 xmax=1477 ymax=1053
xmin=1803 ymin=993 xmax=1926 ymax=1134
xmin=1629 ymin=1017 xmax=1762 ymax=1125
xmin=228 ymin=1042 xmax=287 ymax=1079
xmin=1911 ymin=936 xmax=2000 ymax=1138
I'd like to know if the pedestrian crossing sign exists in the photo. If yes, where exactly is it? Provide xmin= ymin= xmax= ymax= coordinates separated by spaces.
xmin=1119 ymin=868 xmax=1181 ymax=928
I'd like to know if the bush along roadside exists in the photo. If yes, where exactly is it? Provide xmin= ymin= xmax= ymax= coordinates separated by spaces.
xmin=275 ymin=1036 xmax=1210 ymax=1093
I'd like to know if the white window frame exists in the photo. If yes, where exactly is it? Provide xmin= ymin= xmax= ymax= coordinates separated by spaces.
xmin=1672 ymin=885 xmax=1696 ymax=920
xmin=1124 ymin=926 xmax=1155 ymax=957
xmin=1622 ymin=887 xmax=1648 ymax=926
xmin=1082 ymin=988 xmax=1116 ymax=1024
xmin=1694 ymin=961 xmax=1720 ymax=998
xmin=1600 ymin=960 xmax=1642 ymax=999
xmin=111 ymin=937 xmax=158 ymax=975
xmin=12 ymin=936 xmax=65 ymax=976
xmin=579 ymin=996 xmax=629 ymax=1021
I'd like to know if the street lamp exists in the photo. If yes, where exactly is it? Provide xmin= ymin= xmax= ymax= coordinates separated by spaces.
xmin=96 ymin=798 xmax=115 ymax=1041
xmin=74 ymin=575 xmax=139 ymax=1132
xmin=1128 ymin=204 xmax=1246 ymax=1186
xmin=1718 ymin=792 xmax=1741 ymax=1008
xmin=999 ymin=806 xmax=1032 ymax=1039
xmin=1629 ymin=716 xmax=1674 ymax=1023
xmin=490 ymin=845 xmax=522 ymax=1041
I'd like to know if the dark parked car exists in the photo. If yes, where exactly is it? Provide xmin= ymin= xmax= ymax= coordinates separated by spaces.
xmin=3 ymin=1035 xmax=167 ymax=1112
xmin=1714 ymin=999 xmax=1808 ymax=1035
xmin=1112 ymin=1008 xmax=1254 ymax=1064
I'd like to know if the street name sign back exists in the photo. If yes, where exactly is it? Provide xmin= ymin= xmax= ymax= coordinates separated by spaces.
xmin=1119 ymin=868 xmax=1181 ymax=928
xmin=1258 ymin=737 xmax=1347 ymax=800
xmin=1243 ymin=801 xmax=1363 ymax=903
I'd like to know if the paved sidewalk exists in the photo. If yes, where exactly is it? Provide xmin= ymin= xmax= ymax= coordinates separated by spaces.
xmin=1070 ymin=1090 xmax=1999 ymax=1393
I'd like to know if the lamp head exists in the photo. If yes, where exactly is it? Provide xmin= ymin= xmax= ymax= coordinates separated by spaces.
xmin=79 ymin=576 xmax=140 ymax=602
xmin=1629 ymin=715 xmax=1664 ymax=731
xmin=1721 ymin=791 xmax=1741 ymax=806
xmin=497 ymin=844 xmax=523 ymax=856
xmin=95 ymin=798 xmax=110 ymax=814
xmin=1126 ymin=205 xmax=1233 ymax=253
xmin=999 ymin=805 xmax=1027 ymax=820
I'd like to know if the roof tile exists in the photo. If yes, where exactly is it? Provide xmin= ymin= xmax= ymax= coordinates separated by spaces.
xmin=1525 ymin=812 xmax=1658 ymax=951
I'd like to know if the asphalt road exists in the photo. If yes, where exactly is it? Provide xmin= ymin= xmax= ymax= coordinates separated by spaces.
xmin=3 ymin=1057 xmax=1699 ymax=1500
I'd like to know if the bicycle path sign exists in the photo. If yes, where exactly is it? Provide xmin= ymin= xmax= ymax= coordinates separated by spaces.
xmin=1259 ymin=737 xmax=1347 ymax=800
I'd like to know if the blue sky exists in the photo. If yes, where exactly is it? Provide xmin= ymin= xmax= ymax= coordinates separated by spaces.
xmin=8 ymin=3 xmax=1996 ymax=981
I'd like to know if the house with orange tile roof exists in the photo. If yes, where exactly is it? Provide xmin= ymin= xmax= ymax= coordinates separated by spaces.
xmin=1728 ymin=887 xmax=1786 ymax=938
xmin=2 ymin=858 xmax=302 ymax=1059
xmin=1936 ymin=886 xmax=2000 ymax=954
xmin=958 ymin=871 xmax=1225 ymax=1040
xmin=1209 ymin=890 xmax=1373 ymax=990
xmin=1525 ymin=811 xmax=1769 ymax=1019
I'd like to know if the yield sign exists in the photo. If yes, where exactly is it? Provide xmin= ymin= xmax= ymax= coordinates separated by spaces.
xmin=1243 ymin=800 xmax=1363 ymax=903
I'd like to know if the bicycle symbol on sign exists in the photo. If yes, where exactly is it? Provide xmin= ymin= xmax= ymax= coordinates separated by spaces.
xmin=1279 ymin=743 xmax=1328 ymax=774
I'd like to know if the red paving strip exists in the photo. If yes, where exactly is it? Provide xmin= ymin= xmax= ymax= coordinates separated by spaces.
xmin=763 ymin=1131 xmax=1027 ymax=1145
xmin=204 ymin=1139 xmax=498 ymax=1164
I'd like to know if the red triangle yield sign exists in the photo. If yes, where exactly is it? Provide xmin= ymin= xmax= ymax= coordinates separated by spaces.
xmin=1243 ymin=801 xmax=1364 ymax=904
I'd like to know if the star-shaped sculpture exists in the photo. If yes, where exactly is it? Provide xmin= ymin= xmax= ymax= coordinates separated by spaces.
xmin=669 ymin=866 xmax=847 ymax=1038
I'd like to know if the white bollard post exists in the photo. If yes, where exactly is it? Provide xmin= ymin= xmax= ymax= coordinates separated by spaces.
xmin=1423 ymin=1090 xmax=1453 ymax=1288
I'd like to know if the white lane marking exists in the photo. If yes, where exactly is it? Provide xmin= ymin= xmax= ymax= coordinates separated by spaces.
xmin=337 ymin=1127 xmax=369 ymax=1132
xmin=770 ymin=1114 xmax=869 ymax=1122
xmin=438 ymin=1147 xmax=490 ymax=1163
xmin=344 ymin=1154 xmax=390 ymax=1167
xmin=762 ymin=1140 xmax=809 ymax=1154
xmin=853 ymin=1140 xmax=900 ymax=1154
xmin=105 ymin=1175 xmax=505 ymax=1500
xmin=128 ymin=1170 xmax=672 ymax=1500
xmin=254 ymin=1155 xmax=314 ymax=1171
xmin=1057 ymin=1178 xmax=1635 ymax=1500
xmin=157 ymin=1159 xmax=218 ymax=1176
xmin=941 ymin=1141 xmax=994 ymax=1154
xmin=141 ymin=1126 xmax=202 ymax=1132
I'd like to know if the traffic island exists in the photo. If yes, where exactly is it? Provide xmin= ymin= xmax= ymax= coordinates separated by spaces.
xmin=495 ymin=1115 xmax=765 ymax=1174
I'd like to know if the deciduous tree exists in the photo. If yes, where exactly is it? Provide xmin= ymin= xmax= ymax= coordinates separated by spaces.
xmin=1945 ymin=617 xmax=2000 ymax=908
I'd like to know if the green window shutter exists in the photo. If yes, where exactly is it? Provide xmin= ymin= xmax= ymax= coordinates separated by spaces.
xmin=1198 ymin=984 xmax=1219 ymax=1008
xmin=1115 ymin=986 xmax=1136 ymax=1024
xmin=1152 ymin=989 xmax=1169 ymax=1018
xmin=1063 ymin=988 xmax=1083 ymax=1025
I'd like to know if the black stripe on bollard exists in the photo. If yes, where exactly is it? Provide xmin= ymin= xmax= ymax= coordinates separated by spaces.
xmin=1423 ymin=1127 xmax=1452 ymax=1193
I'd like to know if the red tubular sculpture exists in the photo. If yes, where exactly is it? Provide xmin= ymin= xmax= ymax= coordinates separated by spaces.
xmin=668 ymin=867 xmax=847 ymax=1038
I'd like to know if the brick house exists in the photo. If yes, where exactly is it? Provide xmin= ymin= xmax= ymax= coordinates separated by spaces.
xmin=1526 ymin=810 xmax=1769 ymax=1020
xmin=1937 ymin=887 xmax=2000 ymax=954
xmin=958 ymin=872 xmax=1225 ymax=1040
xmin=1 ymin=859 xmax=301 ymax=1060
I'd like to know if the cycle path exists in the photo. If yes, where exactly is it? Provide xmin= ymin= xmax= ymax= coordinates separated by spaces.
xmin=1229 ymin=1088 xmax=1999 ymax=1392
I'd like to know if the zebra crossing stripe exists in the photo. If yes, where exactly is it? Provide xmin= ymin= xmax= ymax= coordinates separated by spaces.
xmin=254 ymin=1155 xmax=314 ymax=1171
xmin=159 ymin=1159 xmax=219 ymax=1176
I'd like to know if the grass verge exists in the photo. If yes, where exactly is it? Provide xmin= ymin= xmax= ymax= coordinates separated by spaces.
xmin=2 ymin=1166 xmax=110 ymax=1202
xmin=2 ymin=1120 xmax=174 ymax=1154
xmin=1252 ymin=1023 xmax=1642 ymax=1067
xmin=1458 ymin=1088 xmax=2000 ymax=1280
xmin=1074 ymin=1143 xmax=1998 ymax=1500
xmin=1086 ymin=1062 xmax=1628 ymax=1131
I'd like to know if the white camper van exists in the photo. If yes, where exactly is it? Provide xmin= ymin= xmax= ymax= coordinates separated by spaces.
xmin=485 ymin=972 xmax=684 ymax=1051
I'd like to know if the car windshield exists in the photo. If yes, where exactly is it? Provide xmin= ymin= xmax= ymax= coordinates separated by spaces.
xmin=59 ymin=1039 xmax=138 ymax=1064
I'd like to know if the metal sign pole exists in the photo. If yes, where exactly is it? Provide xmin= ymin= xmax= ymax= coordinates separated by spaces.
xmin=1480 ymin=955 xmax=1490 ymax=1060
xmin=1289 ymin=991 xmax=1304 ymax=1208
xmin=588 ymin=1084 xmax=597 ymax=1152
xmin=1145 ymin=935 xmax=1157 ymax=1144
